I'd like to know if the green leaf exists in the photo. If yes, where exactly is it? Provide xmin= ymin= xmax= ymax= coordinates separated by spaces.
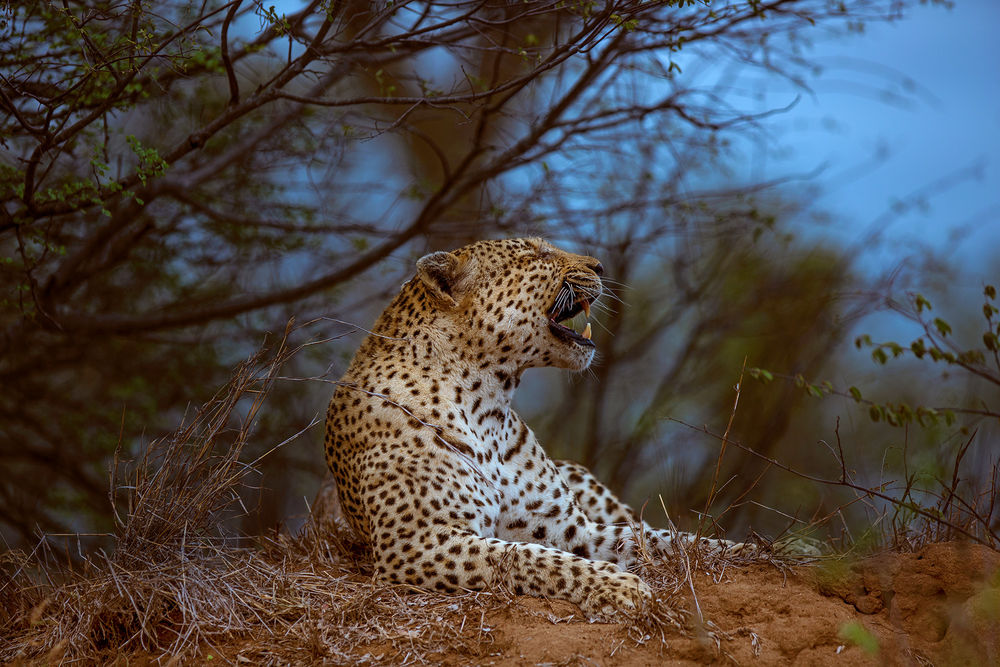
xmin=849 ymin=386 xmax=863 ymax=402
xmin=915 ymin=407 xmax=938 ymax=427
xmin=986 ymin=285 xmax=997 ymax=300
xmin=958 ymin=349 xmax=985 ymax=365
xmin=871 ymin=348 xmax=888 ymax=365
xmin=985 ymin=332 xmax=999 ymax=352
xmin=910 ymin=338 xmax=926 ymax=358
xmin=933 ymin=318 xmax=952 ymax=337
xmin=837 ymin=621 xmax=879 ymax=655
xmin=869 ymin=405 xmax=881 ymax=422
xmin=914 ymin=293 xmax=932 ymax=313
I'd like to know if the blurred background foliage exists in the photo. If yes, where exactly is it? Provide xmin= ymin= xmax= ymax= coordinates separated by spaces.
xmin=1 ymin=0 xmax=995 ymax=551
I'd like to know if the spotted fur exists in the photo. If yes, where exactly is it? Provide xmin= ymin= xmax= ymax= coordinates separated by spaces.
xmin=324 ymin=238 xmax=745 ymax=618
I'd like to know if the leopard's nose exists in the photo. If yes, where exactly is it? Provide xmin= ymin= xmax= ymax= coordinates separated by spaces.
xmin=591 ymin=261 xmax=604 ymax=276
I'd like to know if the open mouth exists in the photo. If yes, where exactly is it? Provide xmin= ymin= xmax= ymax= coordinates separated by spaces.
xmin=547 ymin=282 xmax=596 ymax=348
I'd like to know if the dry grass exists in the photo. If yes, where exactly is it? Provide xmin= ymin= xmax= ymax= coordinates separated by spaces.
xmin=1 ymin=520 xmax=509 ymax=664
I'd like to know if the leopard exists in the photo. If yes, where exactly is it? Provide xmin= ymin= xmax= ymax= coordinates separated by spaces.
xmin=324 ymin=237 xmax=748 ymax=618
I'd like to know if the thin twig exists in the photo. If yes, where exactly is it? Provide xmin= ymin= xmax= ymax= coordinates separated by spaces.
xmin=698 ymin=358 xmax=745 ymax=540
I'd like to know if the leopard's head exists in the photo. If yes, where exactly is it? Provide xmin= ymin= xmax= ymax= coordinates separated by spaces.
xmin=415 ymin=237 xmax=604 ymax=372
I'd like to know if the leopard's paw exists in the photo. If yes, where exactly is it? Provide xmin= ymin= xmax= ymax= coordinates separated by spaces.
xmin=581 ymin=571 xmax=652 ymax=620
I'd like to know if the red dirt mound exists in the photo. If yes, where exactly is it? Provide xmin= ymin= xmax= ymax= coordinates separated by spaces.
xmin=349 ymin=542 xmax=999 ymax=665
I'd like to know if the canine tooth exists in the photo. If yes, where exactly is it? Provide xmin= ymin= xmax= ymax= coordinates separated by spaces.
xmin=582 ymin=322 xmax=592 ymax=340
xmin=582 ymin=300 xmax=590 ymax=318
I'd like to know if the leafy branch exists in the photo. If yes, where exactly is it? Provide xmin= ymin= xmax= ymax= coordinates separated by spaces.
xmin=749 ymin=284 xmax=1000 ymax=427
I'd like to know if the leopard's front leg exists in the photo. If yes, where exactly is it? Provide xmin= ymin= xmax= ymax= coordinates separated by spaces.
xmin=361 ymin=465 xmax=651 ymax=619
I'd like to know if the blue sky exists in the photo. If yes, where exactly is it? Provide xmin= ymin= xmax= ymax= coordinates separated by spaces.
xmin=760 ymin=0 xmax=1000 ymax=283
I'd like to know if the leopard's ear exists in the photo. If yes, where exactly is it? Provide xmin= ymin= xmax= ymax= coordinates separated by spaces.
xmin=416 ymin=251 xmax=475 ymax=308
